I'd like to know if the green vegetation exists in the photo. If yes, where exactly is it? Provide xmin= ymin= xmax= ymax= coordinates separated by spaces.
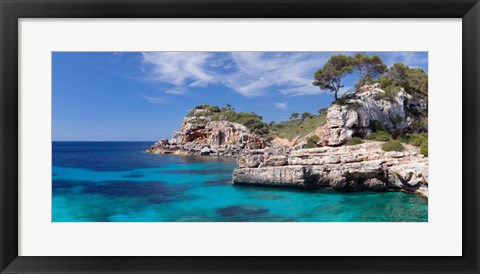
xmin=376 ymin=85 xmax=400 ymax=102
xmin=301 ymin=112 xmax=314 ymax=120
xmin=378 ymin=63 xmax=428 ymax=97
xmin=313 ymin=54 xmax=353 ymax=100
xmin=351 ymin=53 xmax=387 ymax=90
xmin=365 ymin=120 xmax=392 ymax=141
xmin=411 ymin=117 xmax=428 ymax=133
xmin=368 ymin=120 xmax=385 ymax=132
xmin=187 ymin=104 xmax=328 ymax=140
xmin=313 ymin=53 xmax=387 ymax=99
xmin=312 ymin=54 xmax=427 ymax=103
xmin=381 ymin=140 xmax=404 ymax=152
xmin=398 ymin=132 xmax=428 ymax=146
xmin=304 ymin=135 xmax=321 ymax=148
xmin=346 ymin=137 xmax=364 ymax=146
xmin=398 ymin=133 xmax=428 ymax=156
xmin=186 ymin=52 xmax=428 ymax=149
xmin=189 ymin=104 xmax=221 ymax=115
xmin=366 ymin=131 xmax=392 ymax=142
xmin=333 ymin=97 xmax=360 ymax=110
xmin=269 ymin=113 xmax=327 ymax=140
xmin=289 ymin=113 xmax=299 ymax=120
xmin=420 ymin=142 xmax=428 ymax=157
xmin=211 ymin=110 xmax=270 ymax=136
xmin=187 ymin=104 xmax=270 ymax=137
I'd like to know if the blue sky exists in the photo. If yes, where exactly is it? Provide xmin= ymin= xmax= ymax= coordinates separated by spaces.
xmin=52 ymin=51 xmax=428 ymax=141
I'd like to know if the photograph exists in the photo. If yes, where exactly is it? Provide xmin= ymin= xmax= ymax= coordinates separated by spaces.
xmin=52 ymin=51 xmax=428 ymax=222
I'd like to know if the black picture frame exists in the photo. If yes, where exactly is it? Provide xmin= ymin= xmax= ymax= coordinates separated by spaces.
xmin=1 ymin=0 xmax=479 ymax=273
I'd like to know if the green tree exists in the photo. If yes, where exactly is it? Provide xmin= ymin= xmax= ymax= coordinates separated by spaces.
xmin=379 ymin=63 xmax=409 ymax=88
xmin=290 ymin=113 xmax=299 ymax=120
xmin=318 ymin=107 xmax=328 ymax=115
xmin=301 ymin=112 xmax=314 ymax=120
xmin=313 ymin=54 xmax=353 ymax=100
xmin=379 ymin=63 xmax=428 ymax=96
xmin=351 ymin=53 xmax=387 ymax=89
xmin=406 ymin=68 xmax=428 ymax=95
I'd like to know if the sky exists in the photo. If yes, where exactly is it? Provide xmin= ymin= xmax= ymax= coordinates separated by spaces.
xmin=52 ymin=51 xmax=428 ymax=141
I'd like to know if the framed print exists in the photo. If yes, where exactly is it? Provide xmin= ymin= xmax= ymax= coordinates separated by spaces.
xmin=1 ymin=0 xmax=479 ymax=273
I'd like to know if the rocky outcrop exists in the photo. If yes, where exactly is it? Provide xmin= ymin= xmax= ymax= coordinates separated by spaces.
xmin=312 ymin=84 xmax=427 ymax=146
xmin=146 ymin=111 xmax=268 ymax=156
xmin=233 ymin=141 xmax=428 ymax=198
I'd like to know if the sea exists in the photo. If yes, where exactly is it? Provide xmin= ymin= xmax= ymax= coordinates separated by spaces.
xmin=52 ymin=141 xmax=428 ymax=222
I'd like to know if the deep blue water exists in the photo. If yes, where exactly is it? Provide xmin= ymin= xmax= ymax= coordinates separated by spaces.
xmin=52 ymin=142 xmax=428 ymax=222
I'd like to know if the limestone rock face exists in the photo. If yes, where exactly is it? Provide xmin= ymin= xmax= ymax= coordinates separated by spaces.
xmin=314 ymin=84 xmax=427 ymax=146
xmin=233 ymin=141 xmax=428 ymax=198
xmin=146 ymin=115 xmax=268 ymax=156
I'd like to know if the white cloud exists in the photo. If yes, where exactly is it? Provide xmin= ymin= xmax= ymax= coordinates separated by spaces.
xmin=139 ymin=52 xmax=427 ymax=102
xmin=274 ymin=102 xmax=288 ymax=110
xmin=140 ymin=52 xmax=327 ymax=97
xmin=139 ymin=95 xmax=170 ymax=104
xmin=165 ymin=86 xmax=188 ymax=95
xmin=142 ymin=52 xmax=216 ymax=86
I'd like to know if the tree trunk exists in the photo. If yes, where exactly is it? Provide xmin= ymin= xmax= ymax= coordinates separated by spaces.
xmin=334 ymin=90 xmax=338 ymax=100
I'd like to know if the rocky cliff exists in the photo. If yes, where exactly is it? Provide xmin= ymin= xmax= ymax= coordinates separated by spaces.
xmin=310 ymin=84 xmax=427 ymax=146
xmin=231 ymin=84 xmax=428 ymax=198
xmin=233 ymin=142 xmax=428 ymax=198
xmin=146 ymin=109 xmax=268 ymax=156
xmin=147 ymin=85 xmax=428 ymax=198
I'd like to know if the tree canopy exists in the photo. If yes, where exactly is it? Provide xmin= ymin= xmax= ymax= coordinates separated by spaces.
xmin=313 ymin=54 xmax=427 ymax=100
xmin=301 ymin=112 xmax=314 ymax=120
xmin=379 ymin=63 xmax=428 ymax=96
xmin=351 ymin=53 xmax=387 ymax=89
xmin=313 ymin=54 xmax=353 ymax=100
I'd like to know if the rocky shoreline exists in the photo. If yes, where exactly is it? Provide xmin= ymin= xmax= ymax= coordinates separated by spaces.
xmin=146 ymin=84 xmax=428 ymax=199
xmin=233 ymin=142 xmax=428 ymax=198
xmin=146 ymin=111 xmax=268 ymax=156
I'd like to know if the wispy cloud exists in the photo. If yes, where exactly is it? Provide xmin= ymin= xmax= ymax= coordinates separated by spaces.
xmin=142 ymin=52 xmax=216 ymax=87
xmin=141 ymin=52 xmax=328 ymax=97
xmin=274 ymin=102 xmax=288 ymax=110
xmin=139 ymin=52 xmax=427 ymax=100
xmin=165 ymin=86 xmax=188 ymax=95
xmin=139 ymin=94 xmax=171 ymax=104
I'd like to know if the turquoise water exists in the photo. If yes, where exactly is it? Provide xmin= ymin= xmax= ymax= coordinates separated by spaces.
xmin=52 ymin=142 xmax=428 ymax=222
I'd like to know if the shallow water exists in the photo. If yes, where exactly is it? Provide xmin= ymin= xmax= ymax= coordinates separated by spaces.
xmin=52 ymin=141 xmax=428 ymax=222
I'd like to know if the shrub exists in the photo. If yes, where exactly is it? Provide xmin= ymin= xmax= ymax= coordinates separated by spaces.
xmin=399 ymin=133 xmax=428 ymax=146
xmin=304 ymin=135 xmax=321 ymax=148
xmin=334 ymin=98 xmax=360 ymax=111
xmin=269 ymin=114 xmax=327 ymax=140
xmin=376 ymin=85 xmax=400 ymax=102
xmin=188 ymin=105 xmax=221 ymax=117
xmin=368 ymin=120 xmax=385 ymax=132
xmin=420 ymin=142 xmax=428 ymax=156
xmin=411 ymin=117 xmax=428 ymax=132
xmin=409 ymin=133 xmax=428 ymax=146
xmin=379 ymin=63 xmax=428 ymax=97
xmin=381 ymin=140 xmax=404 ymax=152
xmin=366 ymin=131 xmax=391 ymax=142
xmin=346 ymin=137 xmax=364 ymax=146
